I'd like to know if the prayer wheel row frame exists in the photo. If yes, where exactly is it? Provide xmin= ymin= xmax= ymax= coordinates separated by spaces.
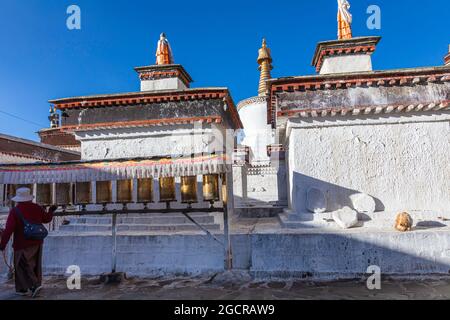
xmin=3 ymin=174 xmax=222 ymax=209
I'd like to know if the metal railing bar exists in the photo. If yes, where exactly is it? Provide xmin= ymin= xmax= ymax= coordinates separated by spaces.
xmin=52 ymin=207 xmax=224 ymax=217
xmin=179 ymin=211 xmax=224 ymax=247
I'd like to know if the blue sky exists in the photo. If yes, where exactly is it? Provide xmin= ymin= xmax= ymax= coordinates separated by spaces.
xmin=0 ymin=0 xmax=449 ymax=141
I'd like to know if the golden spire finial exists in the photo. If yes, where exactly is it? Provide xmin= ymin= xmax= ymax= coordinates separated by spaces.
xmin=257 ymin=38 xmax=273 ymax=96
xmin=155 ymin=32 xmax=174 ymax=65
xmin=337 ymin=0 xmax=353 ymax=40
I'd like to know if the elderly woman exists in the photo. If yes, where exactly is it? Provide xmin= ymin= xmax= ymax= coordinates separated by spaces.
xmin=0 ymin=187 xmax=56 ymax=298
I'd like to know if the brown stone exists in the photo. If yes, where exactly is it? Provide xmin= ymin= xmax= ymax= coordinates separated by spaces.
xmin=395 ymin=212 xmax=413 ymax=232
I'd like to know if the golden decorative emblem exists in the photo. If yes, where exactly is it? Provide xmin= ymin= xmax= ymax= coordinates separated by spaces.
xmin=337 ymin=0 xmax=353 ymax=40
xmin=257 ymin=38 xmax=273 ymax=96
xmin=156 ymin=33 xmax=174 ymax=65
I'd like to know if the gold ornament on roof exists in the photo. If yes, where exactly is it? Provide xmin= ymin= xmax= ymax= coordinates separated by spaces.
xmin=337 ymin=0 xmax=353 ymax=40
xmin=257 ymin=38 xmax=273 ymax=96
xmin=156 ymin=33 xmax=174 ymax=65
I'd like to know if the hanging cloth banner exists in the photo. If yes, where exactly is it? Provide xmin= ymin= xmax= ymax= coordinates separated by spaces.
xmin=0 ymin=154 xmax=229 ymax=184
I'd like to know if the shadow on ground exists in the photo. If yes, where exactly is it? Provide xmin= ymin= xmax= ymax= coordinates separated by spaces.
xmin=1 ymin=275 xmax=450 ymax=300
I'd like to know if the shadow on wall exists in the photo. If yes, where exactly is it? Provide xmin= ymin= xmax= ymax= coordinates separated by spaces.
xmin=233 ymin=161 xmax=288 ymax=217
xmin=292 ymin=172 xmax=385 ymax=215
xmin=251 ymin=230 xmax=450 ymax=279
xmin=40 ymin=230 xmax=450 ymax=279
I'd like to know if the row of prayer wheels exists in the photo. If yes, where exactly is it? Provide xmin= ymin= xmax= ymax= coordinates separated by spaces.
xmin=5 ymin=174 xmax=223 ymax=207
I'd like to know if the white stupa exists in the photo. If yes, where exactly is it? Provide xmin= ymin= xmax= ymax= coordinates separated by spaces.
xmin=237 ymin=39 xmax=274 ymax=164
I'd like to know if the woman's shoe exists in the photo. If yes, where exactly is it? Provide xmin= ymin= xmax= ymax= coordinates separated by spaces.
xmin=15 ymin=290 xmax=29 ymax=296
xmin=31 ymin=285 xmax=42 ymax=298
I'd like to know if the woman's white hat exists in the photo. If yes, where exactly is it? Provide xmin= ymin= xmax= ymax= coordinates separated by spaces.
xmin=12 ymin=187 xmax=34 ymax=202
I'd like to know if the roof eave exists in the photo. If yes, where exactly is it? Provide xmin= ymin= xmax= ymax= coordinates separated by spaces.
xmin=49 ymin=87 xmax=230 ymax=105
xmin=268 ymin=65 xmax=450 ymax=85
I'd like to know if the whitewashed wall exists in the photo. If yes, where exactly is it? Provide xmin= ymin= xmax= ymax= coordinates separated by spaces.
xmin=140 ymin=78 xmax=187 ymax=92
xmin=320 ymin=54 xmax=373 ymax=74
xmin=287 ymin=112 xmax=450 ymax=214
xmin=76 ymin=123 xmax=230 ymax=160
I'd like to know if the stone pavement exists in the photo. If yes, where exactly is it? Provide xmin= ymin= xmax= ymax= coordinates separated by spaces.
xmin=1 ymin=275 xmax=450 ymax=300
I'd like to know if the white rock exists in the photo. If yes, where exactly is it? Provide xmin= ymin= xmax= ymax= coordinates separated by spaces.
xmin=332 ymin=207 xmax=359 ymax=229
xmin=350 ymin=193 xmax=376 ymax=214
xmin=306 ymin=188 xmax=327 ymax=213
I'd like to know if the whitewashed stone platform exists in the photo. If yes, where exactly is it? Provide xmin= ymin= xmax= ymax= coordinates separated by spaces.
xmin=250 ymin=228 xmax=450 ymax=280
xmin=2 ymin=214 xmax=448 ymax=281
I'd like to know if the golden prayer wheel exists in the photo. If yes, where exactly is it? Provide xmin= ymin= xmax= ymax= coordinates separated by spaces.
xmin=74 ymin=182 xmax=91 ymax=205
xmin=137 ymin=178 xmax=153 ymax=203
xmin=96 ymin=181 xmax=112 ymax=204
xmin=36 ymin=184 xmax=53 ymax=206
xmin=180 ymin=176 xmax=198 ymax=204
xmin=116 ymin=179 xmax=133 ymax=203
xmin=221 ymin=173 xmax=227 ymax=205
xmin=159 ymin=177 xmax=176 ymax=202
xmin=55 ymin=183 xmax=71 ymax=206
xmin=202 ymin=174 xmax=219 ymax=202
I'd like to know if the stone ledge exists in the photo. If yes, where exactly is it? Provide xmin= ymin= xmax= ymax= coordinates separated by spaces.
xmin=279 ymin=209 xmax=450 ymax=231
xmin=34 ymin=228 xmax=450 ymax=280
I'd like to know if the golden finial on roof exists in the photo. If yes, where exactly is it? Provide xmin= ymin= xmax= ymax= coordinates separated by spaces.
xmin=257 ymin=38 xmax=273 ymax=96
xmin=337 ymin=0 xmax=353 ymax=40
xmin=155 ymin=33 xmax=174 ymax=65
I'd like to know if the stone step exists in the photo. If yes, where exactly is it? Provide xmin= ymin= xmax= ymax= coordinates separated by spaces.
xmin=69 ymin=215 xmax=215 ymax=225
xmin=278 ymin=213 xmax=334 ymax=229
xmin=59 ymin=223 xmax=221 ymax=233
